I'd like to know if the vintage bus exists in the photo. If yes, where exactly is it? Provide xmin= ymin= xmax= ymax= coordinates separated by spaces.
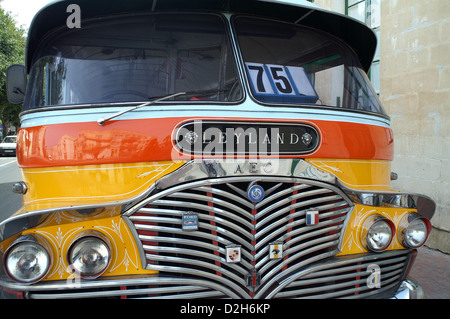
xmin=2 ymin=0 xmax=435 ymax=299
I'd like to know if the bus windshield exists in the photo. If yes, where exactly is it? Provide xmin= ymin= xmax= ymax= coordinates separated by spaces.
xmin=24 ymin=14 xmax=243 ymax=109
xmin=234 ymin=16 xmax=386 ymax=115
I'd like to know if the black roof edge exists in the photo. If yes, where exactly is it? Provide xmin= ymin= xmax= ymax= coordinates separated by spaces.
xmin=25 ymin=0 xmax=376 ymax=72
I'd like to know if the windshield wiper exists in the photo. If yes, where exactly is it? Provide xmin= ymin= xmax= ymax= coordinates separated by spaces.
xmin=97 ymin=92 xmax=186 ymax=126
xmin=97 ymin=89 xmax=226 ymax=126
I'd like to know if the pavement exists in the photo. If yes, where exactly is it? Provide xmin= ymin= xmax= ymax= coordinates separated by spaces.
xmin=409 ymin=246 xmax=450 ymax=299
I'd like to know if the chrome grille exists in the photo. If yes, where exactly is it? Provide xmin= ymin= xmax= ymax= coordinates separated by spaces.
xmin=128 ymin=176 xmax=353 ymax=298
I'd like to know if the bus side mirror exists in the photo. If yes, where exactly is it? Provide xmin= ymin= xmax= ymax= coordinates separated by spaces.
xmin=6 ymin=64 xmax=27 ymax=104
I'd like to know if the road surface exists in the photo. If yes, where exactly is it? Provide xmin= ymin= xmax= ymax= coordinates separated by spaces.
xmin=0 ymin=157 xmax=22 ymax=222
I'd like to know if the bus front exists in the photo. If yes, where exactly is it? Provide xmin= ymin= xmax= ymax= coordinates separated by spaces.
xmin=1 ymin=0 xmax=434 ymax=299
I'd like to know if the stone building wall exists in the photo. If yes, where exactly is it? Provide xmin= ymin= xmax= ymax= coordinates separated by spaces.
xmin=313 ymin=0 xmax=450 ymax=253
xmin=380 ymin=0 xmax=450 ymax=253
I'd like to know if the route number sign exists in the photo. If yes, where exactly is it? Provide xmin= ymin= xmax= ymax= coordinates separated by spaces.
xmin=245 ymin=62 xmax=318 ymax=103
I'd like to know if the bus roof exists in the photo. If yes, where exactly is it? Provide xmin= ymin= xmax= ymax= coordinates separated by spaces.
xmin=26 ymin=0 xmax=376 ymax=72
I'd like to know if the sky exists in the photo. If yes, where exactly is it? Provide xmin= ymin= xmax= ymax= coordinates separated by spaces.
xmin=1 ymin=0 xmax=51 ymax=29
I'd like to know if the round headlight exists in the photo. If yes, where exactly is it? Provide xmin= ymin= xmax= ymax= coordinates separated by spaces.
xmin=363 ymin=216 xmax=395 ymax=252
xmin=68 ymin=236 xmax=110 ymax=279
xmin=5 ymin=238 xmax=51 ymax=284
xmin=402 ymin=217 xmax=431 ymax=248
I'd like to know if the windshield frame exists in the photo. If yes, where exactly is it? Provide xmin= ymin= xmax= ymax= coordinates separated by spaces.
xmin=23 ymin=12 xmax=246 ymax=111
xmin=231 ymin=14 xmax=388 ymax=119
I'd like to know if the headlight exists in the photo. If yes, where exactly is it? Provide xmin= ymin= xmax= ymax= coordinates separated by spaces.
xmin=399 ymin=214 xmax=431 ymax=249
xmin=362 ymin=215 xmax=395 ymax=252
xmin=4 ymin=235 xmax=51 ymax=284
xmin=68 ymin=234 xmax=111 ymax=279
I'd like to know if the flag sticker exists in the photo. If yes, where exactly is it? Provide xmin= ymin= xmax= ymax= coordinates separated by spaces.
xmin=306 ymin=210 xmax=319 ymax=226
xmin=269 ymin=243 xmax=283 ymax=259
xmin=226 ymin=245 xmax=241 ymax=263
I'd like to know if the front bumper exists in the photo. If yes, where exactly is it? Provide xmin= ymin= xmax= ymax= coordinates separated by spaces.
xmin=0 ymin=250 xmax=418 ymax=299
xmin=0 ymin=276 xmax=425 ymax=300
xmin=392 ymin=278 xmax=424 ymax=299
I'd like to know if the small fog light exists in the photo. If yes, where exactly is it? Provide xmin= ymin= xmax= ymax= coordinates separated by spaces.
xmin=68 ymin=236 xmax=110 ymax=279
xmin=4 ymin=235 xmax=51 ymax=284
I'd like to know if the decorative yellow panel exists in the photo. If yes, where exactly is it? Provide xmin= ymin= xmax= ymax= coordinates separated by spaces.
xmin=20 ymin=161 xmax=185 ymax=213
xmin=307 ymin=159 xmax=392 ymax=191
xmin=23 ymin=213 xmax=154 ymax=281
xmin=338 ymin=204 xmax=413 ymax=256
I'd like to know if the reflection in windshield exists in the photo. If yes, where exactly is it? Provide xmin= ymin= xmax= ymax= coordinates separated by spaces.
xmin=234 ymin=16 xmax=386 ymax=115
xmin=24 ymin=14 xmax=242 ymax=109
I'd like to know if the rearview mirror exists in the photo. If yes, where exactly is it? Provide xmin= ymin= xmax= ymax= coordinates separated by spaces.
xmin=6 ymin=64 xmax=27 ymax=104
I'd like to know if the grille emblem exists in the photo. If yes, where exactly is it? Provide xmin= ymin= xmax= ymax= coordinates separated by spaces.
xmin=302 ymin=132 xmax=313 ymax=145
xmin=248 ymin=185 xmax=265 ymax=202
xmin=226 ymin=245 xmax=241 ymax=263
xmin=182 ymin=212 xmax=198 ymax=231
xmin=269 ymin=242 xmax=283 ymax=259
xmin=306 ymin=210 xmax=319 ymax=226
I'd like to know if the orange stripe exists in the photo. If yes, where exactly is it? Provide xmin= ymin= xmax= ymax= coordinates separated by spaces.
xmin=17 ymin=117 xmax=393 ymax=168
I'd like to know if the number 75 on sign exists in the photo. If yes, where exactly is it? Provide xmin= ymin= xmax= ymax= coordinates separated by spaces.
xmin=245 ymin=62 xmax=318 ymax=99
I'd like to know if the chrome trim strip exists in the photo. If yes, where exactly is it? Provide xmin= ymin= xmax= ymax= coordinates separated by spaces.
xmin=342 ymin=185 xmax=436 ymax=219
xmin=138 ymin=159 xmax=436 ymax=219
xmin=122 ymin=215 xmax=148 ymax=270
xmin=151 ymin=159 xmax=337 ymax=194
xmin=20 ymin=102 xmax=392 ymax=129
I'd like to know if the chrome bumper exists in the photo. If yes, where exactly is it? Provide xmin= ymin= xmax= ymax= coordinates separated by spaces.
xmin=392 ymin=278 xmax=424 ymax=299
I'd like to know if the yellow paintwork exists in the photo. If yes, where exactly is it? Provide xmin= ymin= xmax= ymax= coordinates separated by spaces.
xmin=338 ymin=204 xmax=414 ymax=256
xmin=1 ymin=158 xmax=415 ymax=285
xmin=307 ymin=158 xmax=392 ymax=191
xmin=19 ymin=161 xmax=185 ymax=213
xmin=21 ymin=208 xmax=155 ymax=281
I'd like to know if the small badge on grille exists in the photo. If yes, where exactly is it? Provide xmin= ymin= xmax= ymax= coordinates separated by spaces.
xmin=269 ymin=242 xmax=283 ymax=259
xmin=226 ymin=245 xmax=241 ymax=263
xmin=248 ymin=184 xmax=265 ymax=203
xmin=306 ymin=210 xmax=319 ymax=226
xmin=182 ymin=212 xmax=198 ymax=231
